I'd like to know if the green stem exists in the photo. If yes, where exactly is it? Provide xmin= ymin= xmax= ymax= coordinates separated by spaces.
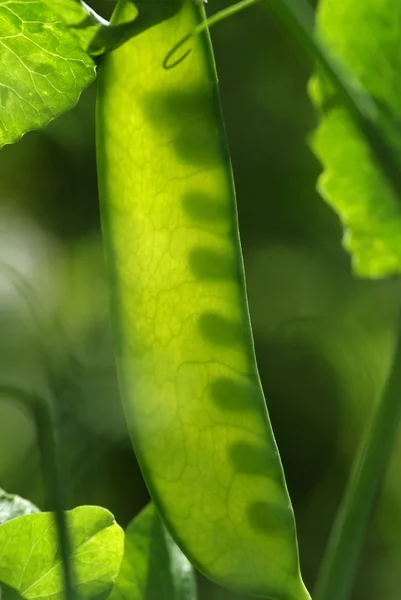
xmin=0 ymin=384 xmax=74 ymax=600
xmin=313 ymin=317 xmax=401 ymax=600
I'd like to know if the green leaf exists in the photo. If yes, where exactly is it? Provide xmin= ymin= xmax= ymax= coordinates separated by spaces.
xmin=48 ymin=0 xmax=140 ymax=57
xmin=0 ymin=489 xmax=39 ymax=525
xmin=49 ymin=0 xmax=90 ymax=24
xmin=110 ymin=503 xmax=197 ymax=600
xmin=310 ymin=0 xmax=401 ymax=277
xmin=0 ymin=505 xmax=124 ymax=600
xmin=96 ymin=1 xmax=310 ymax=599
xmin=48 ymin=0 xmax=106 ymax=54
xmin=0 ymin=0 xmax=96 ymax=148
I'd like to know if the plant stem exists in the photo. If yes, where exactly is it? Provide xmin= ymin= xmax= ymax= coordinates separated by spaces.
xmin=313 ymin=316 xmax=401 ymax=600
xmin=0 ymin=384 xmax=74 ymax=600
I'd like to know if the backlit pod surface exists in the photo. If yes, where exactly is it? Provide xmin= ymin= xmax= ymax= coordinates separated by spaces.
xmin=96 ymin=1 xmax=309 ymax=598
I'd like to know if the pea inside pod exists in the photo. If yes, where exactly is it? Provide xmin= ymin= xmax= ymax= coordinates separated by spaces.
xmin=96 ymin=1 xmax=309 ymax=598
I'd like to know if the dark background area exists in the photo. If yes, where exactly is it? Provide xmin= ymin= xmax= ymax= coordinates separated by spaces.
xmin=1 ymin=1 xmax=401 ymax=598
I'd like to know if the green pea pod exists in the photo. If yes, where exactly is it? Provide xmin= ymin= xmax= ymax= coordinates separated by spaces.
xmin=96 ymin=1 xmax=309 ymax=598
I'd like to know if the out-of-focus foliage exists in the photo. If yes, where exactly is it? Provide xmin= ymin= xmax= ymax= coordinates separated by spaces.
xmin=110 ymin=503 xmax=197 ymax=600
xmin=0 ymin=488 xmax=39 ymax=524
xmin=0 ymin=506 xmax=124 ymax=600
xmin=0 ymin=0 xmax=95 ymax=147
xmin=310 ymin=0 xmax=401 ymax=277
xmin=1 ymin=1 xmax=401 ymax=599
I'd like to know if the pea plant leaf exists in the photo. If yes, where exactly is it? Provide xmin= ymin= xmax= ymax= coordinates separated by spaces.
xmin=310 ymin=0 xmax=401 ymax=277
xmin=0 ymin=505 xmax=124 ymax=600
xmin=48 ymin=0 xmax=141 ymax=57
xmin=49 ymin=0 xmax=107 ymax=53
xmin=49 ymin=0 xmax=90 ymax=23
xmin=0 ymin=0 xmax=96 ymax=148
xmin=0 ymin=489 xmax=39 ymax=525
xmin=110 ymin=503 xmax=197 ymax=600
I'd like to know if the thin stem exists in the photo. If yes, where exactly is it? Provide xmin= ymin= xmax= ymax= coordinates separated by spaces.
xmin=80 ymin=1 xmax=109 ymax=26
xmin=313 ymin=316 xmax=401 ymax=600
xmin=0 ymin=384 xmax=74 ymax=600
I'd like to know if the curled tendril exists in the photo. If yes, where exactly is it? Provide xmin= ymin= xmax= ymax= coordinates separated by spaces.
xmin=163 ymin=33 xmax=192 ymax=69
xmin=163 ymin=0 xmax=260 ymax=69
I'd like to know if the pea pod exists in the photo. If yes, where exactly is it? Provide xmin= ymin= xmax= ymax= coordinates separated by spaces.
xmin=96 ymin=1 xmax=309 ymax=598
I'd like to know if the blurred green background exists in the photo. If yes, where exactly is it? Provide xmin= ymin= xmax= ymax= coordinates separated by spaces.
xmin=1 ymin=1 xmax=401 ymax=598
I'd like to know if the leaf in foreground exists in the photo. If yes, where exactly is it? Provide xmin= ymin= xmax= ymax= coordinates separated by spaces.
xmin=110 ymin=503 xmax=197 ymax=600
xmin=310 ymin=0 xmax=401 ymax=277
xmin=48 ymin=0 xmax=105 ymax=54
xmin=0 ymin=505 xmax=124 ymax=600
xmin=0 ymin=0 xmax=96 ymax=147
xmin=47 ymin=0 xmax=140 ymax=58
xmin=0 ymin=489 xmax=39 ymax=525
